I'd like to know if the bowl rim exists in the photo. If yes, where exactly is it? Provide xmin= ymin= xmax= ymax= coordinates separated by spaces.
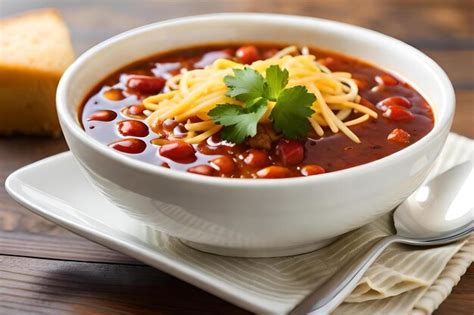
xmin=57 ymin=13 xmax=455 ymax=188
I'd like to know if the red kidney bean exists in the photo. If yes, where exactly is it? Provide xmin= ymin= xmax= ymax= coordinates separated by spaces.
xmin=109 ymin=138 xmax=146 ymax=154
xmin=243 ymin=149 xmax=271 ymax=168
xmin=103 ymin=88 xmax=125 ymax=101
xmin=301 ymin=165 xmax=326 ymax=176
xmin=196 ymin=143 xmax=228 ymax=156
xmin=236 ymin=45 xmax=260 ymax=64
xmin=162 ymin=119 xmax=177 ymax=133
xmin=187 ymin=165 xmax=215 ymax=176
xmin=159 ymin=141 xmax=196 ymax=163
xmin=87 ymin=110 xmax=117 ymax=122
xmin=211 ymin=156 xmax=235 ymax=174
xmin=387 ymin=128 xmax=411 ymax=144
xmin=126 ymin=104 xmax=146 ymax=116
xmin=276 ymin=140 xmax=305 ymax=166
xmin=127 ymin=75 xmax=165 ymax=95
xmin=377 ymin=96 xmax=411 ymax=111
xmin=257 ymin=166 xmax=291 ymax=179
xmin=383 ymin=105 xmax=414 ymax=121
xmin=375 ymin=74 xmax=398 ymax=86
xmin=118 ymin=120 xmax=149 ymax=137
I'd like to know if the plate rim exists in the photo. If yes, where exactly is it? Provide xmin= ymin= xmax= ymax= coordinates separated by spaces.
xmin=5 ymin=151 xmax=277 ymax=314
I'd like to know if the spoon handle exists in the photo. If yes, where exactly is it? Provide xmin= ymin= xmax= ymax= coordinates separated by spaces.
xmin=290 ymin=225 xmax=473 ymax=315
xmin=290 ymin=235 xmax=399 ymax=315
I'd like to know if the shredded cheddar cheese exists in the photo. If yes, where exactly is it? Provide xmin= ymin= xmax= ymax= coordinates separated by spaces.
xmin=143 ymin=46 xmax=377 ymax=144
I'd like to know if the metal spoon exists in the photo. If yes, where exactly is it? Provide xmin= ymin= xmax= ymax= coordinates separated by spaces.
xmin=291 ymin=161 xmax=474 ymax=315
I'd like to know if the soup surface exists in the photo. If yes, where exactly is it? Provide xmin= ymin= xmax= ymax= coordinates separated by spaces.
xmin=80 ymin=44 xmax=434 ymax=178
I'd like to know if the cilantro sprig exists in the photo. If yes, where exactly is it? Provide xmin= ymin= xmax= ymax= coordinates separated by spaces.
xmin=208 ymin=65 xmax=315 ymax=144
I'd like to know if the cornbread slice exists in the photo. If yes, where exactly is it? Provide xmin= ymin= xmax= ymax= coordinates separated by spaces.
xmin=0 ymin=9 xmax=74 ymax=136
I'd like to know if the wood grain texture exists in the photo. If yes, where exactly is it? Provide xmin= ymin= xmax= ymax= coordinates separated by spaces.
xmin=0 ymin=0 xmax=472 ymax=314
xmin=1 ymin=0 xmax=473 ymax=53
xmin=0 ymin=255 xmax=249 ymax=315
xmin=435 ymin=267 xmax=474 ymax=314
xmin=0 ymin=231 xmax=139 ymax=264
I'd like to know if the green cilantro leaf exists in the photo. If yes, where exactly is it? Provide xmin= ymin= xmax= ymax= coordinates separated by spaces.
xmin=207 ymin=104 xmax=243 ymax=125
xmin=209 ymin=100 xmax=268 ymax=144
xmin=270 ymin=86 xmax=316 ymax=139
xmin=211 ymin=64 xmax=316 ymax=144
xmin=264 ymin=65 xmax=289 ymax=101
xmin=224 ymin=67 xmax=266 ymax=103
xmin=244 ymin=96 xmax=266 ymax=110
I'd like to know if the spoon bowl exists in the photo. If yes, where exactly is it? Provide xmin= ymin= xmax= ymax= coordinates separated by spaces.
xmin=395 ymin=161 xmax=474 ymax=238
xmin=292 ymin=161 xmax=474 ymax=315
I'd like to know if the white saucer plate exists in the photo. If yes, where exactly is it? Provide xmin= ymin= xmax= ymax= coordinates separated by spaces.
xmin=5 ymin=152 xmax=279 ymax=313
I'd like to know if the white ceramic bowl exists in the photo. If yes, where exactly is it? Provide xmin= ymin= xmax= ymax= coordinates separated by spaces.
xmin=57 ymin=13 xmax=455 ymax=257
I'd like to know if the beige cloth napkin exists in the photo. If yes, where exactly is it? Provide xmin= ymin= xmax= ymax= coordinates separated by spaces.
xmin=152 ymin=133 xmax=473 ymax=314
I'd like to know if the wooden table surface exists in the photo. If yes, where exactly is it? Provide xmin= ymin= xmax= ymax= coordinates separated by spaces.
xmin=1 ymin=0 xmax=473 ymax=314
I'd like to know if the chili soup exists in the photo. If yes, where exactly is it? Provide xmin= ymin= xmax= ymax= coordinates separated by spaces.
xmin=80 ymin=44 xmax=434 ymax=179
